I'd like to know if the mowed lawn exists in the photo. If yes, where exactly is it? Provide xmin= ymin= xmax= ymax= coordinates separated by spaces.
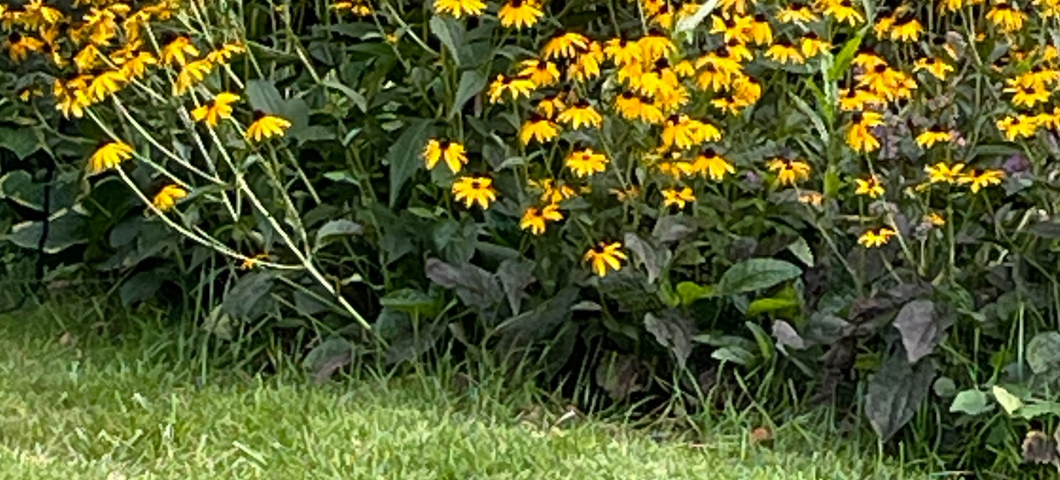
xmin=0 ymin=307 xmax=920 ymax=480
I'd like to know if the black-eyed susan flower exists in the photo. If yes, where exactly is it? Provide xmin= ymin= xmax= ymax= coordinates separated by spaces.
xmin=996 ymin=115 xmax=1038 ymax=140
xmin=749 ymin=14 xmax=773 ymax=45
xmin=962 ymin=168 xmax=1005 ymax=193
xmin=452 ymin=176 xmax=497 ymax=209
xmin=661 ymin=115 xmax=721 ymax=150
xmin=662 ymin=187 xmax=695 ymax=209
xmin=88 ymin=140 xmax=134 ymax=173
xmin=1004 ymin=82 xmax=1050 ymax=108
xmin=119 ymin=51 xmax=157 ymax=80
xmin=152 ymin=184 xmax=188 ymax=211
xmin=533 ymin=178 xmax=576 ymax=204
xmin=924 ymin=212 xmax=945 ymax=227
xmin=583 ymin=242 xmax=627 ymax=277
xmin=174 ymin=58 xmax=214 ymax=95
xmin=423 ymin=139 xmax=468 ymax=173
xmin=519 ymin=203 xmax=563 ymax=234
xmin=913 ymin=57 xmax=954 ymax=80
xmin=205 ymin=42 xmax=246 ymax=64
xmin=520 ymin=115 xmax=559 ymax=144
xmin=777 ymin=1 xmax=818 ymax=23
xmin=719 ymin=0 xmax=758 ymax=15
xmin=924 ymin=162 xmax=966 ymax=184
xmin=53 ymin=77 xmax=91 ymax=119
xmin=73 ymin=44 xmax=102 ymax=72
xmin=818 ymin=0 xmax=865 ymax=25
xmin=766 ymin=40 xmax=805 ymax=65
xmin=767 ymin=158 xmax=811 ymax=186
xmin=498 ymin=0 xmax=543 ymax=29
xmin=723 ymin=39 xmax=755 ymax=62
xmin=986 ymin=1 xmax=1026 ymax=32
xmin=692 ymin=148 xmax=735 ymax=181
xmin=556 ymin=101 xmax=602 ymax=129
xmin=332 ymin=0 xmax=372 ymax=15
xmin=938 ymin=0 xmax=968 ymax=13
xmin=846 ymin=111 xmax=883 ymax=153
xmin=566 ymin=148 xmax=608 ymax=177
xmin=858 ymin=227 xmax=896 ymax=248
xmin=838 ymin=87 xmax=884 ymax=111
xmin=657 ymin=159 xmax=695 ymax=179
xmin=615 ymin=91 xmax=645 ymax=120
xmin=852 ymin=51 xmax=887 ymax=70
xmin=710 ymin=15 xmax=752 ymax=44
xmin=696 ymin=62 xmax=736 ymax=91
xmin=245 ymin=111 xmax=292 ymax=142
xmin=488 ymin=74 xmax=535 ymax=103
xmin=603 ymin=38 xmax=642 ymax=66
xmin=88 ymin=70 xmax=127 ymax=101
xmin=191 ymin=92 xmax=239 ymax=126
xmin=854 ymin=175 xmax=885 ymax=198
xmin=5 ymin=31 xmax=44 ymax=63
xmin=518 ymin=59 xmax=561 ymax=87
xmin=434 ymin=0 xmax=487 ymax=18
xmin=637 ymin=30 xmax=676 ymax=62
xmin=915 ymin=127 xmax=952 ymax=148
xmin=161 ymin=35 xmax=199 ymax=66
xmin=568 ymin=42 xmax=604 ymax=83
xmin=799 ymin=192 xmax=824 ymax=206
xmin=800 ymin=33 xmax=831 ymax=58
xmin=536 ymin=95 xmax=565 ymax=119
xmin=542 ymin=32 xmax=589 ymax=60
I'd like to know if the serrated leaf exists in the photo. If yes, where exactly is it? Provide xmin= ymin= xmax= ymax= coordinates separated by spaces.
xmin=450 ymin=70 xmax=486 ymax=120
xmin=993 ymin=385 xmax=1023 ymax=415
xmin=949 ymin=389 xmax=992 ymax=415
xmin=1027 ymin=332 xmax=1060 ymax=374
xmin=387 ymin=119 xmax=432 ymax=207
xmin=716 ymin=258 xmax=802 ymax=296
xmin=864 ymin=353 xmax=935 ymax=440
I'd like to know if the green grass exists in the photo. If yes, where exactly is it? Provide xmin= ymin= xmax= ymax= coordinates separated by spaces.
xmin=0 ymin=305 xmax=923 ymax=479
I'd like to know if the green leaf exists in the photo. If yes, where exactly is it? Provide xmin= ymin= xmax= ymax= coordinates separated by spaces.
xmin=387 ymin=119 xmax=432 ymax=207
xmin=322 ymin=77 xmax=367 ymax=113
xmin=716 ymin=258 xmax=802 ymax=296
xmin=949 ymin=389 xmax=992 ymax=415
xmin=430 ymin=16 xmax=463 ymax=67
xmin=119 ymin=269 xmax=165 ymax=307
xmin=425 ymin=257 xmax=503 ymax=310
xmin=745 ymin=321 xmax=774 ymax=362
xmin=0 ymin=126 xmax=40 ymax=159
xmin=496 ymin=258 xmax=536 ymax=315
xmin=313 ymin=219 xmax=364 ymax=251
xmin=1027 ymin=332 xmax=1060 ymax=374
xmin=789 ymin=92 xmax=829 ymax=144
xmin=303 ymin=336 xmax=353 ymax=383
xmin=1018 ymin=402 xmax=1060 ymax=420
xmin=787 ymin=237 xmax=814 ymax=267
xmin=676 ymin=281 xmax=713 ymax=305
xmin=5 ymin=209 xmax=89 ymax=253
xmin=379 ymin=288 xmax=442 ymax=318
xmin=245 ymin=79 xmax=287 ymax=115
xmin=222 ymin=271 xmax=276 ymax=321
xmin=711 ymin=346 xmax=756 ymax=366
xmin=893 ymin=299 xmax=946 ymax=364
xmin=865 ymin=354 xmax=936 ymax=440
xmin=993 ymin=385 xmax=1023 ymax=415
xmin=644 ymin=310 xmax=695 ymax=369
xmin=450 ymin=70 xmax=486 ymax=120
xmin=828 ymin=29 xmax=866 ymax=81
xmin=746 ymin=297 xmax=799 ymax=316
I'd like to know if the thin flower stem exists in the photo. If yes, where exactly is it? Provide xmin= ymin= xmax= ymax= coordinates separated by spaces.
xmin=104 ymin=101 xmax=225 ymax=185
xmin=86 ymin=109 xmax=196 ymax=189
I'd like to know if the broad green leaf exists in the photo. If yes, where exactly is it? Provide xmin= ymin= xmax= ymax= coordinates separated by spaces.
xmin=893 ymin=299 xmax=946 ymax=363
xmin=222 ymin=271 xmax=276 ymax=321
xmin=1026 ymin=332 xmax=1060 ymax=374
xmin=430 ymin=16 xmax=463 ymax=67
xmin=645 ymin=310 xmax=695 ymax=369
xmin=119 ymin=269 xmax=165 ymax=307
xmin=496 ymin=258 xmax=536 ymax=315
xmin=0 ymin=126 xmax=40 ymax=159
xmin=676 ymin=281 xmax=713 ymax=305
xmin=450 ymin=70 xmax=486 ymax=120
xmin=245 ymin=79 xmax=286 ymax=115
xmin=425 ymin=257 xmax=503 ymax=310
xmin=747 ymin=297 xmax=799 ymax=316
xmin=949 ymin=389 xmax=992 ymax=415
xmin=992 ymin=385 xmax=1023 ymax=415
xmin=303 ymin=336 xmax=353 ymax=383
xmin=828 ymin=29 xmax=866 ymax=81
xmin=716 ymin=258 xmax=802 ymax=296
xmin=711 ymin=346 xmax=756 ymax=366
xmin=5 ymin=209 xmax=89 ymax=254
xmin=789 ymin=92 xmax=829 ymax=144
xmin=787 ymin=237 xmax=814 ymax=267
xmin=387 ymin=118 xmax=432 ymax=207
xmin=1018 ymin=402 xmax=1060 ymax=420
xmin=865 ymin=353 xmax=935 ymax=440
xmin=314 ymin=219 xmax=364 ymax=251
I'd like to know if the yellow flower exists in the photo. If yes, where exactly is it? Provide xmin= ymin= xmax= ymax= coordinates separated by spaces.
xmin=434 ymin=0 xmax=487 ymax=17
xmin=915 ymin=128 xmax=952 ymax=148
xmin=662 ymin=187 xmax=695 ymax=209
xmin=986 ymin=2 xmax=1026 ymax=32
xmin=838 ymin=87 xmax=884 ymax=111
xmin=657 ymin=160 xmax=695 ymax=179
xmin=854 ymin=175 xmax=885 ymax=198
xmin=583 ymin=242 xmax=627 ymax=277
xmin=6 ymin=32 xmax=44 ymax=63
xmin=604 ymin=38 xmax=642 ymax=66
xmin=152 ymin=185 xmax=188 ymax=211
xmin=534 ymin=178 xmax=576 ymax=204
xmin=556 ymin=101 xmax=602 ymax=129
xmin=846 ymin=111 xmax=883 ymax=153
xmin=174 ymin=59 xmax=214 ymax=95
xmin=88 ymin=70 xmax=127 ymax=101
xmin=518 ymin=59 xmax=561 ymax=87
xmin=205 ymin=42 xmax=246 ymax=64
xmin=817 ymin=0 xmax=864 ymax=26
xmin=245 ymin=112 xmax=292 ymax=142
xmin=88 ymin=140 xmax=134 ymax=173
xmin=519 ymin=204 xmax=563 ymax=235
xmin=119 ymin=51 xmax=157 ymax=80
xmin=568 ymin=42 xmax=604 ymax=83
xmin=799 ymin=192 xmax=824 ymax=206
xmin=767 ymin=158 xmax=811 ymax=186
xmin=240 ymin=253 xmax=270 ymax=270
xmin=858 ymin=228 xmax=896 ymax=248
xmin=566 ymin=148 xmax=609 ymax=177
xmin=452 ymin=176 xmax=497 ymax=209
xmin=637 ymin=30 xmax=676 ymax=63
xmin=692 ymin=148 xmax=735 ymax=181
xmin=161 ymin=35 xmax=200 ymax=66
xmin=962 ymin=169 xmax=1005 ymax=193
xmin=777 ymin=3 xmax=818 ymax=23
xmin=924 ymin=212 xmax=946 ymax=226
xmin=660 ymin=115 xmax=721 ymax=150
xmin=1004 ymin=83 xmax=1050 ymax=109
xmin=996 ymin=115 xmax=1038 ymax=141
xmin=765 ymin=41 xmax=805 ymax=65
xmin=332 ymin=0 xmax=372 ymax=15
xmin=888 ymin=18 xmax=922 ymax=42
xmin=488 ymin=75 xmax=535 ymax=103
xmin=913 ymin=58 xmax=954 ymax=80
xmin=542 ymin=32 xmax=589 ymax=60
xmin=520 ymin=115 xmax=560 ymax=144
xmin=924 ymin=162 xmax=967 ymax=184
xmin=191 ymin=92 xmax=240 ymax=127
xmin=498 ymin=0 xmax=543 ymax=28
xmin=800 ymin=33 xmax=831 ymax=58
xmin=422 ymin=139 xmax=468 ymax=173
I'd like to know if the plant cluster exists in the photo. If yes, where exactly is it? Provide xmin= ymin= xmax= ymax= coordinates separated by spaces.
xmin=2 ymin=0 xmax=1060 ymax=473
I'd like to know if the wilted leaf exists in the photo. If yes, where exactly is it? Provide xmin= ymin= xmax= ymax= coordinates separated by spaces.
xmin=387 ymin=119 xmax=432 ymax=207
xmin=772 ymin=320 xmax=807 ymax=351
xmin=716 ymin=258 xmax=802 ymax=296
xmin=1027 ymin=332 xmax=1060 ymax=375
xmin=864 ymin=353 xmax=935 ymax=440
xmin=623 ymin=233 xmax=664 ymax=284
xmin=1022 ymin=430 xmax=1060 ymax=467
xmin=313 ymin=219 xmax=363 ymax=251
xmin=425 ymin=258 xmax=503 ymax=310
xmin=893 ymin=299 xmax=947 ymax=363
xmin=496 ymin=258 xmax=536 ymax=315
xmin=993 ymin=385 xmax=1023 ymax=415
xmin=949 ymin=389 xmax=992 ymax=415
xmin=644 ymin=310 xmax=695 ymax=369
